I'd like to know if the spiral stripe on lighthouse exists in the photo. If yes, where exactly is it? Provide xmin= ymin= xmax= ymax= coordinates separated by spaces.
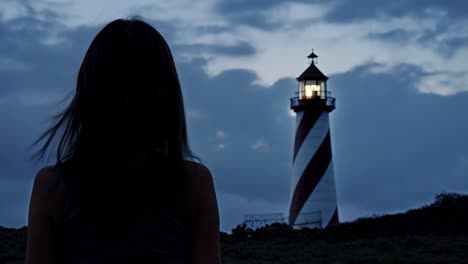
xmin=290 ymin=112 xmax=329 ymax=195
xmin=289 ymin=131 xmax=332 ymax=225
xmin=295 ymin=111 xmax=303 ymax=131
xmin=293 ymin=110 xmax=323 ymax=161
xmin=297 ymin=158 xmax=337 ymax=227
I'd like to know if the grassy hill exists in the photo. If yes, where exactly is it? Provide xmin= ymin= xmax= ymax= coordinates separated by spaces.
xmin=2 ymin=193 xmax=468 ymax=263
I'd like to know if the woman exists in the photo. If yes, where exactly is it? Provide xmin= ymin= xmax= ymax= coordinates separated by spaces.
xmin=26 ymin=18 xmax=220 ymax=264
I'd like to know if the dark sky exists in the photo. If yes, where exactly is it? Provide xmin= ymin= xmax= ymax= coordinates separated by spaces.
xmin=0 ymin=0 xmax=467 ymax=231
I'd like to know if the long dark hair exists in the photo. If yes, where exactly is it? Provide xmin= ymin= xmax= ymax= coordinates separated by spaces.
xmin=33 ymin=18 xmax=196 ymax=213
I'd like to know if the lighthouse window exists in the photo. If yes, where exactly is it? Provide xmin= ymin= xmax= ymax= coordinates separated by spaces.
xmin=320 ymin=81 xmax=326 ymax=99
xmin=298 ymin=81 xmax=305 ymax=99
xmin=305 ymin=80 xmax=320 ymax=99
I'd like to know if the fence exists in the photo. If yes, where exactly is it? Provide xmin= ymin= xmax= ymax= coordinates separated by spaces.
xmin=242 ymin=211 xmax=322 ymax=229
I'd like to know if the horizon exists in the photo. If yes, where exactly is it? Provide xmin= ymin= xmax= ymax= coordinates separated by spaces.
xmin=1 ymin=0 xmax=468 ymax=232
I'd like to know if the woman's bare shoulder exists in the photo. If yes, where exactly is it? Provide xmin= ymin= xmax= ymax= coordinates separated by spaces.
xmin=30 ymin=166 xmax=64 ymax=212
xmin=183 ymin=160 xmax=215 ymax=199
xmin=33 ymin=166 xmax=61 ymax=191
xmin=183 ymin=160 xmax=212 ymax=179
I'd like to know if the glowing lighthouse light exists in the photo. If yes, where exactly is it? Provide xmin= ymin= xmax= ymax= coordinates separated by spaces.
xmin=289 ymin=50 xmax=338 ymax=229
xmin=304 ymin=81 xmax=321 ymax=98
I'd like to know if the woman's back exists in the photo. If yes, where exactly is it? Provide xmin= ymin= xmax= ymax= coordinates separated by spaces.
xmin=59 ymin=161 xmax=189 ymax=264
xmin=28 ymin=160 xmax=218 ymax=264
xmin=59 ymin=203 xmax=189 ymax=263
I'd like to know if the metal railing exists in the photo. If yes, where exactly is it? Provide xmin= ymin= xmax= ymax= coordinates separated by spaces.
xmin=295 ymin=90 xmax=332 ymax=99
xmin=243 ymin=213 xmax=287 ymax=229
xmin=242 ymin=211 xmax=322 ymax=229
xmin=290 ymin=91 xmax=335 ymax=109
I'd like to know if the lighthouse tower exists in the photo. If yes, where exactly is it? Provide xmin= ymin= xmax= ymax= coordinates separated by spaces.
xmin=289 ymin=51 xmax=338 ymax=228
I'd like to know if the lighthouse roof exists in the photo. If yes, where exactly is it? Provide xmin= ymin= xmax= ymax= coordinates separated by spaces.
xmin=297 ymin=63 xmax=328 ymax=81
xmin=307 ymin=51 xmax=318 ymax=59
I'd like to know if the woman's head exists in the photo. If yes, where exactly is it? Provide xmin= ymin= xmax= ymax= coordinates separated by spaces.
xmin=34 ymin=18 xmax=194 ymax=166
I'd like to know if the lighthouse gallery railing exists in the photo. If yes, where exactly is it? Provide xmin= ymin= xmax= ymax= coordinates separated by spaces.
xmin=290 ymin=91 xmax=335 ymax=109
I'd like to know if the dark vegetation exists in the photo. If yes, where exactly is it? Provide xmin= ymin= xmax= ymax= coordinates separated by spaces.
xmin=0 ymin=226 xmax=26 ymax=264
xmin=2 ymin=193 xmax=468 ymax=263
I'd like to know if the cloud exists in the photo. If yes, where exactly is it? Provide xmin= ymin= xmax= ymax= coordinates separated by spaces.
xmin=250 ymin=138 xmax=269 ymax=152
xmin=215 ymin=0 xmax=316 ymax=29
xmin=323 ymin=0 xmax=468 ymax=22
xmin=175 ymin=41 xmax=256 ymax=59
xmin=0 ymin=0 xmax=29 ymax=22
xmin=417 ymin=71 xmax=468 ymax=96
xmin=262 ymin=2 xmax=331 ymax=25
xmin=15 ymin=0 xmax=224 ymax=29
xmin=186 ymin=108 xmax=205 ymax=121
xmin=203 ymin=9 xmax=468 ymax=96
xmin=216 ymin=144 xmax=226 ymax=151
xmin=7 ymin=0 xmax=468 ymax=95
xmin=216 ymin=130 xmax=226 ymax=139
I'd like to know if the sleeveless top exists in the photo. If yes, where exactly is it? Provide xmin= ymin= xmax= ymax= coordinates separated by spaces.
xmin=53 ymin=164 xmax=191 ymax=264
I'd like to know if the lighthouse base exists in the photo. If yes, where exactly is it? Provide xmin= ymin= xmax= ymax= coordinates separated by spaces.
xmin=291 ymin=211 xmax=322 ymax=229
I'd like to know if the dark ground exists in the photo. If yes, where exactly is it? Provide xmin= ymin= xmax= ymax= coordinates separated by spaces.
xmin=2 ymin=193 xmax=468 ymax=263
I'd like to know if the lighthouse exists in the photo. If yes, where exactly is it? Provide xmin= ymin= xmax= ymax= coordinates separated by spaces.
xmin=289 ymin=51 xmax=339 ymax=228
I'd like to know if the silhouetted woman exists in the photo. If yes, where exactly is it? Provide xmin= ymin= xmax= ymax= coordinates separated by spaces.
xmin=26 ymin=18 xmax=220 ymax=264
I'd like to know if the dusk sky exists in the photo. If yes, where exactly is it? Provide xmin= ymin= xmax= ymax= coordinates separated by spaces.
xmin=1 ymin=0 xmax=468 ymax=232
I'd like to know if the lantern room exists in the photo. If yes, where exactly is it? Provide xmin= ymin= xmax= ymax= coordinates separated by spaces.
xmin=290 ymin=50 xmax=335 ymax=112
